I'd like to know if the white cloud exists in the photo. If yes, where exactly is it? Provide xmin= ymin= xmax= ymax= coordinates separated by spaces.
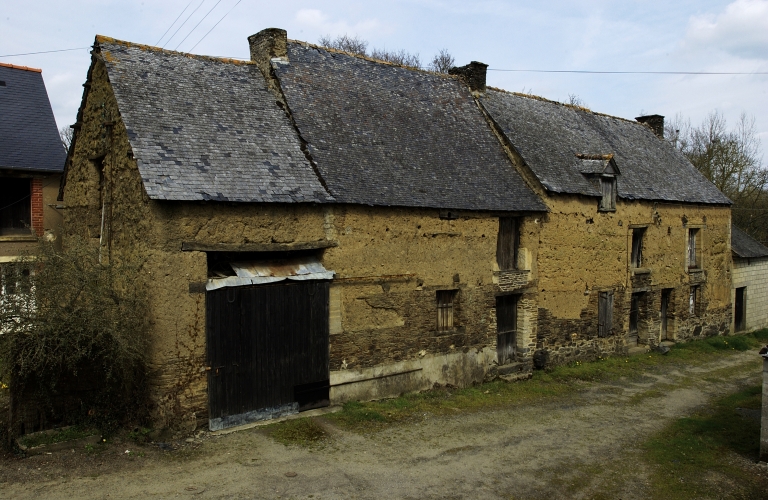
xmin=683 ymin=0 xmax=768 ymax=60
xmin=294 ymin=8 xmax=382 ymax=38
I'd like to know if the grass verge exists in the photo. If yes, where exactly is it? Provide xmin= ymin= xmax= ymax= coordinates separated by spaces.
xmin=266 ymin=418 xmax=329 ymax=447
xmin=642 ymin=384 xmax=765 ymax=499
xmin=326 ymin=330 xmax=768 ymax=432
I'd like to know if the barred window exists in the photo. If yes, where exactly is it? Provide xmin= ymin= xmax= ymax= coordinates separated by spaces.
xmin=436 ymin=290 xmax=457 ymax=331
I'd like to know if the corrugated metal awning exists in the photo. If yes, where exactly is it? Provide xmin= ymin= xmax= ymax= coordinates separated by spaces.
xmin=206 ymin=257 xmax=334 ymax=291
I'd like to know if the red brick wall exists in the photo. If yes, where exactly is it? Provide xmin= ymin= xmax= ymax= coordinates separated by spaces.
xmin=31 ymin=178 xmax=44 ymax=237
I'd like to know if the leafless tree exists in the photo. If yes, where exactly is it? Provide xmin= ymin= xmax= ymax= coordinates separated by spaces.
xmin=428 ymin=49 xmax=454 ymax=73
xmin=667 ymin=111 xmax=768 ymax=243
xmin=318 ymin=35 xmax=451 ymax=71
xmin=567 ymin=94 xmax=586 ymax=108
xmin=318 ymin=34 xmax=368 ymax=56
xmin=370 ymin=47 xmax=421 ymax=69
xmin=59 ymin=125 xmax=73 ymax=152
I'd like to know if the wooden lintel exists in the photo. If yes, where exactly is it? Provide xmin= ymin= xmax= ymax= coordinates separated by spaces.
xmin=181 ymin=240 xmax=338 ymax=253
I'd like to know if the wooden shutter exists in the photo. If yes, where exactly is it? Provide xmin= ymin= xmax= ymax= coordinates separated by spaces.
xmin=497 ymin=218 xmax=518 ymax=271
xmin=598 ymin=291 xmax=613 ymax=338
xmin=631 ymin=228 xmax=644 ymax=268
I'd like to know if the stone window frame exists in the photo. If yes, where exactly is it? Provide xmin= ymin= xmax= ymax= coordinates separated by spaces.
xmin=689 ymin=285 xmax=701 ymax=317
xmin=687 ymin=227 xmax=703 ymax=270
xmin=436 ymin=289 xmax=458 ymax=332
xmin=630 ymin=226 xmax=646 ymax=269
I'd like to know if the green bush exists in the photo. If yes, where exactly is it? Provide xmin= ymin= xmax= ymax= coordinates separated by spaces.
xmin=0 ymin=238 xmax=151 ymax=435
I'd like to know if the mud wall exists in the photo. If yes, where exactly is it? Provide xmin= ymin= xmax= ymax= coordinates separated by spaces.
xmin=63 ymin=56 xmax=542 ymax=428
xmin=535 ymin=194 xmax=731 ymax=366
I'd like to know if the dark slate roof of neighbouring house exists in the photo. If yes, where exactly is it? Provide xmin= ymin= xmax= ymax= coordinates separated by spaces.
xmin=732 ymin=226 xmax=768 ymax=259
xmin=479 ymin=90 xmax=731 ymax=205
xmin=95 ymin=37 xmax=332 ymax=203
xmin=271 ymin=42 xmax=546 ymax=212
xmin=0 ymin=63 xmax=66 ymax=173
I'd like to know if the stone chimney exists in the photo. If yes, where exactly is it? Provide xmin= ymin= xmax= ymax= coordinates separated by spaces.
xmin=247 ymin=28 xmax=288 ymax=78
xmin=448 ymin=61 xmax=488 ymax=92
xmin=636 ymin=114 xmax=665 ymax=139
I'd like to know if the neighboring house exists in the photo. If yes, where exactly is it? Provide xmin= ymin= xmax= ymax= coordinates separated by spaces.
xmin=61 ymin=29 xmax=732 ymax=431
xmin=731 ymin=226 xmax=768 ymax=333
xmin=0 ymin=62 xmax=66 ymax=293
xmin=477 ymin=84 xmax=733 ymax=365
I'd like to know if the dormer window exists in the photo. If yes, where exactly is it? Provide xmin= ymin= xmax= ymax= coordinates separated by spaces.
xmin=599 ymin=176 xmax=617 ymax=212
xmin=575 ymin=154 xmax=619 ymax=212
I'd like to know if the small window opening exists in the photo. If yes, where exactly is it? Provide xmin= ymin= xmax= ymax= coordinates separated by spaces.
xmin=689 ymin=285 xmax=700 ymax=316
xmin=496 ymin=217 xmax=519 ymax=271
xmin=599 ymin=176 xmax=616 ymax=211
xmin=687 ymin=228 xmax=700 ymax=269
xmin=496 ymin=294 xmax=518 ymax=364
xmin=629 ymin=292 xmax=643 ymax=335
xmin=598 ymin=291 xmax=614 ymax=338
xmin=631 ymin=228 xmax=645 ymax=268
xmin=0 ymin=81 xmax=6 ymax=87
xmin=436 ymin=290 xmax=457 ymax=331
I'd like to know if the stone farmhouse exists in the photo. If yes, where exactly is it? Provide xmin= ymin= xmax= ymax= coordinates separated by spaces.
xmin=0 ymin=63 xmax=65 ymax=290
xmin=61 ymin=29 xmax=732 ymax=431
xmin=732 ymin=226 xmax=768 ymax=333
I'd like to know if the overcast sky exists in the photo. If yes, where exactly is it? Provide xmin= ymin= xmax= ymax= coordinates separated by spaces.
xmin=3 ymin=0 xmax=768 ymax=155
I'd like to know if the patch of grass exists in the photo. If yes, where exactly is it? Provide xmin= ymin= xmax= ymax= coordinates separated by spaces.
xmin=328 ymin=332 xmax=765 ymax=433
xmin=643 ymin=385 xmax=765 ymax=499
xmin=19 ymin=426 xmax=99 ymax=448
xmin=267 ymin=418 xmax=329 ymax=447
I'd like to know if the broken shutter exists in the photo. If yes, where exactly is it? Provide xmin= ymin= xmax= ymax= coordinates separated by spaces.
xmin=598 ymin=291 xmax=614 ymax=338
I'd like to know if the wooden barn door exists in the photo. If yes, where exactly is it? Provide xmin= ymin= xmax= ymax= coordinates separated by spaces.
xmin=206 ymin=280 xmax=330 ymax=430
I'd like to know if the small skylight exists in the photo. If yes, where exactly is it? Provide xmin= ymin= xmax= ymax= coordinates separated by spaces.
xmin=0 ymin=81 xmax=6 ymax=87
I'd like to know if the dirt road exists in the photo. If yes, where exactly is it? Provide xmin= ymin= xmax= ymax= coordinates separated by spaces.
xmin=1 ymin=351 xmax=764 ymax=499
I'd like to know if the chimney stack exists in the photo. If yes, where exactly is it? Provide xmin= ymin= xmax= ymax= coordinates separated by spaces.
xmin=449 ymin=61 xmax=488 ymax=92
xmin=248 ymin=28 xmax=288 ymax=77
xmin=636 ymin=114 xmax=665 ymax=139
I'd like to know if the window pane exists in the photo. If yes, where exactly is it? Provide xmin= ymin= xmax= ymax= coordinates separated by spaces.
xmin=0 ymin=178 xmax=32 ymax=235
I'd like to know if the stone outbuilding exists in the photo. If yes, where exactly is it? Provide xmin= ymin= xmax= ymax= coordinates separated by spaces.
xmin=732 ymin=226 xmax=768 ymax=333
xmin=0 ymin=62 xmax=65 ymax=282
xmin=60 ymin=29 xmax=733 ymax=431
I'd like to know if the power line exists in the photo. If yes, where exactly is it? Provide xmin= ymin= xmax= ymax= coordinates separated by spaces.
xmin=0 ymin=47 xmax=90 ymax=58
xmin=175 ymin=0 xmax=224 ymax=51
xmin=163 ymin=0 xmax=206 ymax=49
xmin=488 ymin=68 xmax=768 ymax=75
xmin=155 ymin=0 xmax=195 ymax=47
xmin=189 ymin=0 xmax=244 ymax=52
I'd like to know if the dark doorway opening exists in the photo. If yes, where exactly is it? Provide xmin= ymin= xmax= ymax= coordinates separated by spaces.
xmin=735 ymin=287 xmax=746 ymax=332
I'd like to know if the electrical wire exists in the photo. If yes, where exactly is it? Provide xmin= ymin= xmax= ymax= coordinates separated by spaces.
xmin=0 ymin=47 xmax=90 ymax=58
xmin=155 ymin=0 xmax=195 ymax=47
xmin=488 ymin=68 xmax=768 ymax=75
xmin=163 ymin=0 xmax=206 ymax=49
xmin=175 ymin=0 xmax=224 ymax=51
xmin=188 ymin=0 xmax=244 ymax=52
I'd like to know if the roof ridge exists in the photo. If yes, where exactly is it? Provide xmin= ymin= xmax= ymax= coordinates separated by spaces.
xmin=0 ymin=62 xmax=42 ymax=73
xmin=288 ymin=39 xmax=458 ymax=80
xmin=486 ymin=85 xmax=637 ymax=124
xmin=95 ymin=35 xmax=254 ymax=66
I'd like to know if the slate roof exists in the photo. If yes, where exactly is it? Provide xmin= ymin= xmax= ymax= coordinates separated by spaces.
xmin=0 ymin=63 xmax=66 ymax=173
xmin=479 ymin=90 xmax=731 ymax=205
xmin=96 ymin=38 xmax=332 ymax=203
xmin=271 ymin=42 xmax=546 ymax=212
xmin=732 ymin=226 xmax=768 ymax=259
